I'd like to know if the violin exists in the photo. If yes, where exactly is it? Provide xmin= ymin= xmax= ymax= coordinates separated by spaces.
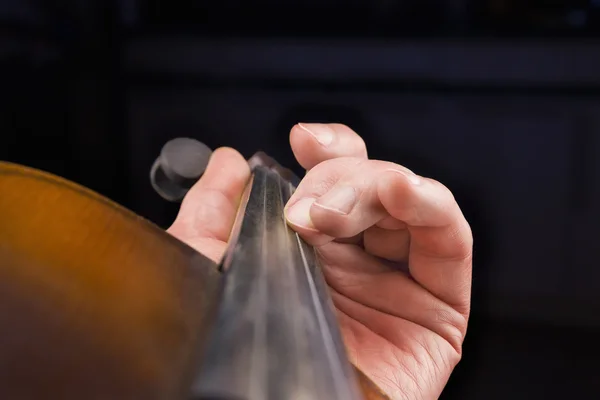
xmin=0 ymin=144 xmax=389 ymax=399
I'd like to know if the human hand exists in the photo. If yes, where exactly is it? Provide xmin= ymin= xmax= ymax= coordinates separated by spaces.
xmin=167 ymin=124 xmax=473 ymax=400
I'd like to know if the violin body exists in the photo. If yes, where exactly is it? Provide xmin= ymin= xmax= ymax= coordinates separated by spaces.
xmin=0 ymin=161 xmax=221 ymax=399
xmin=0 ymin=161 xmax=388 ymax=399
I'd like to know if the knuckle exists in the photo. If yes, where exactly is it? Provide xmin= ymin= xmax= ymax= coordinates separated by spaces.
xmin=330 ymin=123 xmax=368 ymax=154
xmin=351 ymin=135 xmax=368 ymax=157
xmin=426 ymin=177 xmax=456 ymax=203
xmin=299 ymin=165 xmax=340 ymax=196
xmin=447 ymin=221 xmax=474 ymax=260
xmin=316 ymin=172 xmax=341 ymax=194
xmin=431 ymin=306 xmax=469 ymax=356
xmin=188 ymin=189 xmax=234 ymax=238
xmin=459 ymin=222 xmax=474 ymax=255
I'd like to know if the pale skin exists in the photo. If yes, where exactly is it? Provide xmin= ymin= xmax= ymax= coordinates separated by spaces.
xmin=167 ymin=123 xmax=473 ymax=400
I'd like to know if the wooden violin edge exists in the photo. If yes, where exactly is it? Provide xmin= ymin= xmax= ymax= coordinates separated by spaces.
xmin=0 ymin=160 xmax=219 ymax=269
xmin=353 ymin=365 xmax=391 ymax=400
xmin=0 ymin=160 xmax=223 ymax=399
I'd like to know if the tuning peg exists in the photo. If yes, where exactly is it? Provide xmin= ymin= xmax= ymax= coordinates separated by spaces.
xmin=150 ymin=137 xmax=213 ymax=202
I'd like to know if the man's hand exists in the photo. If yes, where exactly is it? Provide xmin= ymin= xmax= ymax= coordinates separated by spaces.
xmin=167 ymin=123 xmax=473 ymax=400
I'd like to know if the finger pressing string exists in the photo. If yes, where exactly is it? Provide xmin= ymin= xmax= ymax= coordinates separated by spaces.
xmin=285 ymin=158 xmax=472 ymax=311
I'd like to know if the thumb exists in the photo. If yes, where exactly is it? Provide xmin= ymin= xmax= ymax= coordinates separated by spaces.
xmin=167 ymin=147 xmax=250 ymax=262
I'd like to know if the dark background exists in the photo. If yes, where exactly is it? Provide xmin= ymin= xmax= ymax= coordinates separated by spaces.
xmin=1 ymin=1 xmax=599 ymax=398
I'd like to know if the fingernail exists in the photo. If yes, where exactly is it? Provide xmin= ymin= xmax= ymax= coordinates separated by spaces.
xmin=285 ymin=198 xmax=317 ymax=230
xmin=386 ymin=168 xmax=421 ymax=185
xmin=315 ymin=186 xmax=357 ymax=215
xmin=298 ymin=123 xmax=334 ymax=147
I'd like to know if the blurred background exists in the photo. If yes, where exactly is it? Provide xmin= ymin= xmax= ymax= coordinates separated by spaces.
xmin=1 ymin=0 xmax=599 ymax=398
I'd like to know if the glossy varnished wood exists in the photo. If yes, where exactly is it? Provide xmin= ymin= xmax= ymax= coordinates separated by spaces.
xmin=354 ymin=366 xmax=391 ymax=400
xmin=0 ymin=161 xmax=389 ymax=400
xmin=0 ymin=162 xmax=221 ymax=399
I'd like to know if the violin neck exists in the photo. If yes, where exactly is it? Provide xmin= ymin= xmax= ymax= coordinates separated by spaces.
xmin=189 ymin=153 xmax=364 ymax=400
